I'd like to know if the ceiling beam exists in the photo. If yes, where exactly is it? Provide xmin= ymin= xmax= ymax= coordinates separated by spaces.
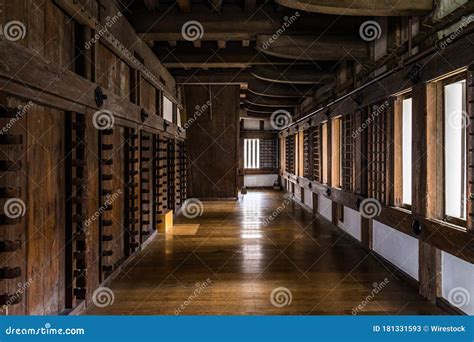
xmin=242 ymin=105 xmax=295 ymax=116
xmin=245 ymin=93 xmax=301 ymax=107
xmin=132 ymin=5 xmax=363 ymax=42
xmin=244 ymin=104 xmax=296 ymax=113
xmin=210 ymin=0 xmax=223 ymax=12
xmin=246 ymin=110 xmax=274 ymax=118
xmin=251 ymin=66 xmax=333 ymax=84
xmin=244 ymin=0 xmax=256 ymax=12
xmin=248 ymin=79 xmax=314 ymax=98
xmin=155 ymin=47 xmax=315 ymax=68
xmin=177 ymin=0 xmax=191 ymax=12
xmin=134 ymin=4 xmax=281 ymax=42
xmin=256 ymin=35 xmax=369 ymax=60
xmin=143 ymin=0 xmax=159 ymax=11
xmin=173 ymin=69 xmax=251 ymax=84
xmin=275 ymin=0 xmax=432 ymax=16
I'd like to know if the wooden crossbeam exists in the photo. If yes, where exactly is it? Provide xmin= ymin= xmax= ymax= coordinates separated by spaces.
xmin=256 ymin=35 xmax=369 ymax=60
xmin=275 ymin=0 xmax=432 ymax=16
xmin=251 ymin=66 xmax=333 ymax=84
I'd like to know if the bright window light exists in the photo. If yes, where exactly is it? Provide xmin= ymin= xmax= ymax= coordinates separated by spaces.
xmin=402 ymin=98 xmax=412 ymax=206
xmin=444 ymin=79 xmax=467 ymax=220
xmin=244 ymin=139 xmax=260 ymax=169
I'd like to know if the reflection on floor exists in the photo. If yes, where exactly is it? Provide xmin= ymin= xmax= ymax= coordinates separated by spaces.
xmin=84 ymin=190 xmax=442 ymax=315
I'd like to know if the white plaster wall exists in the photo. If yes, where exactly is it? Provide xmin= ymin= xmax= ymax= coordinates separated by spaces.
xmin=338 ymin=207 xmax=361 ymax=241
xmin=373 ymin=220 xmax=419 ymax=281
xmin=244 ymin=174 xmax=278 ymax=187
xmin=243 ymin=119 xmax=260 ymax=130
xmin=163 ymin=96 xmax=173 ymax=123
xmin=318 ymin=195 xmax=332 ymax=221
xmin=304 ymin=189 xmax=313 ymax=210
xmin=441 ymin=251 xmax=474 ymax=315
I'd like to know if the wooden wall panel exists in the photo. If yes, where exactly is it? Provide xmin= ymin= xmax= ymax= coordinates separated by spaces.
xmin=0 ymin=96 xmax=28 ymax=315
xmin=141 ymin=80 xmax=156 ymax=115
xmin=84 ymin=109 xmax=100 ymax=307
xmin=26 ymin=104 xmax=65 ymax=315
xmin=0 ymin=0 xmax=185 ymax=316
xmin=111 ymin=128 xmax=125 ymax=269
xmin=184 ymin=85 xmax=239 ymax=199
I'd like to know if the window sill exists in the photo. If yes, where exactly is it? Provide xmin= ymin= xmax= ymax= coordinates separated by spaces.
xmin=430 ymin=218 xmax=467 ymax=232
xmin=390 ymin=206 xmax=412 ymax=215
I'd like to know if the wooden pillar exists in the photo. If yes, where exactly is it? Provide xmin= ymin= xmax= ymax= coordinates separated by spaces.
xmin=354 ymin=108 xmax=368 ymax=196
xmin=412 ymin=83 xmax=441 ymax=303
xmin=360 ymin=217 xmax=373 ymax=250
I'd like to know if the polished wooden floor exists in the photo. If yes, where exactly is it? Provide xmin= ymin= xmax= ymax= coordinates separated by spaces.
xmin=84 ymin=190 xmax=442 ymax=315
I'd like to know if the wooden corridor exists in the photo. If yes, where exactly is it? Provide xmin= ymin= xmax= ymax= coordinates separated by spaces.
xmin=84 ymin=190 xmax=442 ymax=315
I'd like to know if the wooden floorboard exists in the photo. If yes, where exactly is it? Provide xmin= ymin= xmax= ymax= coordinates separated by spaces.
xmin=83 ymin=190 xmax=443 ymax=315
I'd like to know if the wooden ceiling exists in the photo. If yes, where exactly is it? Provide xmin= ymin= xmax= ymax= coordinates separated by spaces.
xmin=121 ymin=0 xmax=433 ymax=118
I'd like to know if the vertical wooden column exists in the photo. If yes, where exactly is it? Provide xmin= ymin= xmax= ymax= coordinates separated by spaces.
xmin=354 ymin=108 xmax=367 ymax=196
xmin=139 ymin=132 xmax=152 ymax=243
xmin=65 ymin=112 xmax=88 ymax=307
xmin=413 ymin=83 xmax=441 ymax=303
xmin=174 ymin=140 xmax=181 ymax=209
xmin=152 ymin=134 xmax=159 ymax=232
xmin=167 ymin=138 xmax=176 ymax=211
xmin=179 ymin=141 xmax=187 ymax=205
xmin=0 ymin=103 xmax=27 ymax=314
xmin=98 ymin=128 xmax=115 ymax=279
xmin=124 ymin=128 xmax=140 ymax=256
xmin=467 ymin=65 xmax=474 ymax=231
xmin=158 ymin=137 xmax=169 ymax=214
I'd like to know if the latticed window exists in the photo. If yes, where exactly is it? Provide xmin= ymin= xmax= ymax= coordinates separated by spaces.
xmin=341 ymin=113 xmax=355 ymax=191
xmin=367 ymin=101 xmax=390 ymax=204
xmin=260 ymin=138 xmax=277 ymax=169
xmin=285 ymin=135 xmax=295 ymax=174
xmin=312 ymin=125 xmax=321 ymax=182
xmin=303 ymin=128 xmax=312 ymax=179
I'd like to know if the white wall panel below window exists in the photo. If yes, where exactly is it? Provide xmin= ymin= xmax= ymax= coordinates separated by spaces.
xmin=441 ymin=251 xmax=474 ymax=315
xmin=318 ymin=195 xmax=332 ymax=221
xmin=373 ymin=220 xmax=419 ymax=280
xmin=338 ymin=207 xmax=361 ymax=241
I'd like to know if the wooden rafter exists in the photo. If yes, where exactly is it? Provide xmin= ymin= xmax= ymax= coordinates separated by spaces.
xmin=251 ymin=66 xmax=333 ymax=84
xmin=177 ymin=0 xmax=191 ymax=12
xmin=275 ymin=0 xmax=432 ymax=16
xmin=256 ymin=35 xmax=369 ymax=60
